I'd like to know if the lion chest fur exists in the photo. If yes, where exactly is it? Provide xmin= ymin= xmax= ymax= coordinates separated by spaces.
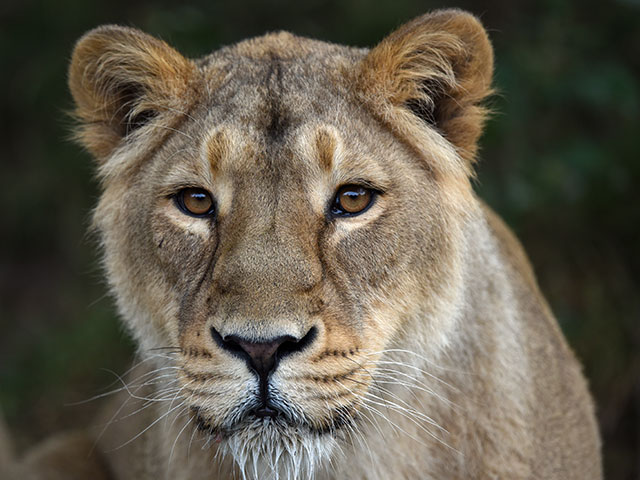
xmin=48 ymin=8 xmax=604 ymax=480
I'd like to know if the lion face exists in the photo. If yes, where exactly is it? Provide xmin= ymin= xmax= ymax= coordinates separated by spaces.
xmin=70 ymin=12 xmax=492 ymax=479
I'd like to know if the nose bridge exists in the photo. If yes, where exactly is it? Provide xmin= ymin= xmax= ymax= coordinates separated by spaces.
xmin=236 ymin=233 xmax=305 ymax=290
xmin=215 ymin=213 xmax=320 ymax=297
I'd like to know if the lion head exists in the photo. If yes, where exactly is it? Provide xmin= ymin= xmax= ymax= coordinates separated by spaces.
xmin=69 ymin=10 xmax=493 ymax=479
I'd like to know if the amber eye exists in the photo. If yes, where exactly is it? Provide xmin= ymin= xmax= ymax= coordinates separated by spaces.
xmin=331 ymin=185 xmax=375 ymax=217
xmin=175 ymin=188 xmax=215 ymax=217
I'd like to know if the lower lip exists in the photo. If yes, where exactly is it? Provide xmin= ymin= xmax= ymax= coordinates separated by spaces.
xmin=253 ymin=406 xmax=279 ymax=418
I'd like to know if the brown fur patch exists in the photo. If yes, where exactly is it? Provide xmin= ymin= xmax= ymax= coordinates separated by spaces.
xmin=314 ymin=128 xmax=337 ymax=172
xmin=205 ymin=130 xmax=230 ymax=175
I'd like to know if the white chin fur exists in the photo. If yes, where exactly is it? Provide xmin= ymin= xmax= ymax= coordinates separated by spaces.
xmin=219 ymin=419 xmax=336 ymax=480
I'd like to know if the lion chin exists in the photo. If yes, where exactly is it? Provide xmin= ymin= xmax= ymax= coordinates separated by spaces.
xmin=212 ymin=418 xmax=336 ymax=480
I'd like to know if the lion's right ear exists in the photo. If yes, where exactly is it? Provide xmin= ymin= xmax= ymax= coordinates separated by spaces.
xmin=68 ymin=25 xmax=197 ymax=161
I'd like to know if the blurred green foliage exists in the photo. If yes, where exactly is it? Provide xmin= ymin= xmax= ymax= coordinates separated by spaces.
xmin=1 ymin=0 xmax=638 ymax=478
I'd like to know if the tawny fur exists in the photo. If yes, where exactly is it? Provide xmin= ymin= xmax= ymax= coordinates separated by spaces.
xmin=5 ymin=9 xmax=601 ymax=480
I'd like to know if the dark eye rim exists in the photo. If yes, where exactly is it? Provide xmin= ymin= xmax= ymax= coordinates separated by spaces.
xmin=173 ymin=187 xmax=216 ymax=218
xmin=329 ymin=184 xmax=380 ymax=218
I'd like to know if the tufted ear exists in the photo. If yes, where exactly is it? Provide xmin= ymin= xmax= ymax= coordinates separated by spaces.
xmin=68 ymin=25 xmax=197 ymax=161
xmin=358 ymin=9 xmax=494 ymax=167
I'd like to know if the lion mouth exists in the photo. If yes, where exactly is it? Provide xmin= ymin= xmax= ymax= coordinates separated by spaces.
xmin=191 ymin=400 xmax=356 ymax=442
xmin=191 ymin=401 xmax=296 ymax=439
xmin=193 ymin=410 xmax=307 ymax=448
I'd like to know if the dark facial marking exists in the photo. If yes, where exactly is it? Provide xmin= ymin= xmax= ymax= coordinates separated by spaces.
xmin=264 ymin=58 xmax=290 ymax=141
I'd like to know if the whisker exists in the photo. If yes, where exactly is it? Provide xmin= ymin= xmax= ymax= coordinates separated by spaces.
xmin=371 ymin=370 xmax=461 ymax=412
xmin=365 ymin=348 xmax=472 ymax=376
xmin=69 ymin=356 xmax=170 ymax=405
xmin=342 ymin=380 xmax=460 ymax=454
xmin=345 ymin=367 xmax=452 ymax=433
xmin=345 ymin=389 xmax=433 ymax=449
xmin=147 ymin=346 xmax=182 ymax=352
xmin=331 ymin=378 xmax=388 ymax=441
xmin=187 ymin=415 xmax=201 ymax=459
xmin=372 ymin=359 xmax=460 ymax=392
xmin=165 ymin=380 xmax=195 ymax=429
xmin=360 ymin=383 xmax=447 ymax=433
xmin=111 ymin=390 xmax=182 ymax=423
xmin=109 ymin=400 xmax=187 ymax=452
xmin=169 ymin=408 xmax=194 ymax=465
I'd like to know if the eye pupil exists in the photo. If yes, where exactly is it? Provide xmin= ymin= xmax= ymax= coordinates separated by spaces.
xmin=178 ymin=188 xmax=214 ymax=217
xmin=333 ymin=185 xmax=373 ymax=216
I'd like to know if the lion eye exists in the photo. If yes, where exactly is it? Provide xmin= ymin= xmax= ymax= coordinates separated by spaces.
xmin=331 ymin=185 xmax=374 ymax=217
xmin=175 ymin=188 xmax=215 ymax=217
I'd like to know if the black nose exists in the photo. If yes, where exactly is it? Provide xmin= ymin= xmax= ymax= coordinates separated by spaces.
xmin=210 ymin=326 xmax=317 ymax=379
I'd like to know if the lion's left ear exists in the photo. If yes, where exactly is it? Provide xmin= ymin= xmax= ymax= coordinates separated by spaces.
xmin=357 ymin=9 xmax=494 ymax=167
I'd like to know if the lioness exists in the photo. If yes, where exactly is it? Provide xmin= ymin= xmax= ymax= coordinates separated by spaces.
xmin=3 ymin=9 xmax=601 ymax=480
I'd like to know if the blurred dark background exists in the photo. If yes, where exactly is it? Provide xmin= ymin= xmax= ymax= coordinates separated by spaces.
xmin=1 ymin=0 xmax=638 ymax=477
